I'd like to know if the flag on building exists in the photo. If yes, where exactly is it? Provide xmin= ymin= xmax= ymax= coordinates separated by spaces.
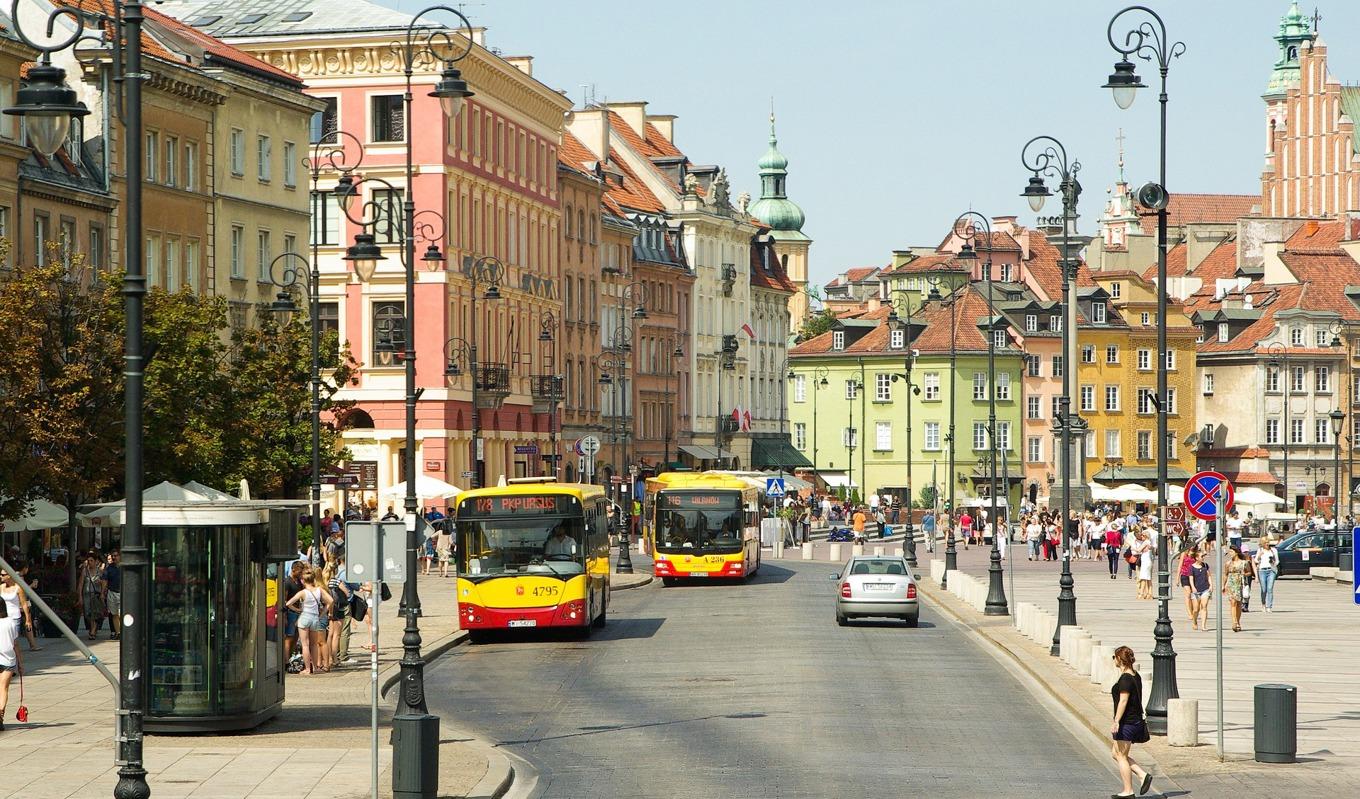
xmin=739 ymin=323 xmax=756 ymax=340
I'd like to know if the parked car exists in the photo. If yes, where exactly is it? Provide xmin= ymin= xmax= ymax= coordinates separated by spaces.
xmin=831 ymin=556 xmax=918 ymax=627
xmin=1275 ymin=530 xmax=1352 ymax=576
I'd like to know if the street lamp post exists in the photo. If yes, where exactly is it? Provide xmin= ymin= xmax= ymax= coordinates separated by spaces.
xmin=5 ymin=3 xmax=149 ymax=796
xmin=1021 ymin=134 xmax=1083 ymax=652
xmin=925 ymin=278 xmax=960 ymax=587
xmin=536 ymin=312 xmax=563 ymax=478
xmin=1103 ymin=4 xmax=1186 ymax=735
xmin=887 ymin=290 xmax=921 ymax=567
xmin=664 ymin=336 xmax=684 ymax=468
xmin=265 ymin=251 xmax=322 ymax=540
xmin=608 ymin=283 xmax=648 ymax=570
xmin=1331 ymin=409 xmax=1345 ymax=563
xmin=595 ymin=344 xmax=635 ymax=572
xmin=809 ymin=366 xmax=830 ymax=487
xmin=338 ymin=7 xmax=475 ymax=794
xmin=954 ymin=212 xmax=1008 ymax=616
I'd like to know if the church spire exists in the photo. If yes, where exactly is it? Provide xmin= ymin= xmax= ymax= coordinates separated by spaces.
xmin=1265 ymin=1 xmax=1314 ymax=97
xmin=750 ymin=104 xmax=805 ymax=234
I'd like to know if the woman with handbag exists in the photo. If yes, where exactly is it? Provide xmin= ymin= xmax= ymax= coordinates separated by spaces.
xmin=0 ymin=596 xmax=24 ymax=729
xmin=1223 ymin=546 xmax=1249 ymax=632
xmin=1109 ymin=646 xmax=1154 ymax=798
xmin=0 ymin=571 xmax=40 ymax=652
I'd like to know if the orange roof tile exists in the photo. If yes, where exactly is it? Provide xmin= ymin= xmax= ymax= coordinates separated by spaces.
xmin=1218 ymin=471 xmax=1279 ymax=485
xmin=843 ymin=267 xmax=880 ymax=283
xmin=144 ymin=5 xmax=301 ymax=85
xmin=1136 ymin=193 xmax=1258 ymax=233
xmin=890 ymin=254 xmax=966 ymax=274
xmin=558 ymin=130 xmax=597 ymax=173
xmin=52 ymin=0 xmax=178 ymax=63
xmin=1283 ymin=219 xmax=1347 ymax=254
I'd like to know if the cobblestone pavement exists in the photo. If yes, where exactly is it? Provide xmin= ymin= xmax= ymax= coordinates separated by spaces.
xmin=427 ymin=557 xmax=1114 ymax=799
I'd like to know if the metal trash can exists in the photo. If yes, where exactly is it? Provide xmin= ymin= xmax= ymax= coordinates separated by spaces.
xmin=1254 ymin=683 xmax=1297 ymax=763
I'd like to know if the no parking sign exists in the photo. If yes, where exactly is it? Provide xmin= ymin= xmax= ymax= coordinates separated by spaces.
xmin=1185 ymin=471 xmax=1233 ymax=521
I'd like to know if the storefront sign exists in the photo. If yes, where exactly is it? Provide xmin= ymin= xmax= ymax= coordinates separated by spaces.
xmin=425 ymin=460 xmax=442 ymax=471
xmin=514 ymin=445 xmax=539 ymax=455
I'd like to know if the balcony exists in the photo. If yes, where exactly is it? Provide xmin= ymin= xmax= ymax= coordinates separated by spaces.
xmin=475 ymin=364 xmax=511 ymax=409
xmin=531 ymin=374 xmax=565 ymax=413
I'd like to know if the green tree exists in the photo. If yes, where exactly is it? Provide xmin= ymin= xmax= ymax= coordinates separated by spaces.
xmin=226 ymin=311 xmax=359 ymax=498
xmin=796 ymin=307 xmax=837 ymax=343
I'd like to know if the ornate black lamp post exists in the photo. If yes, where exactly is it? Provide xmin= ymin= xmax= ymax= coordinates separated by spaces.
xmin=664 ymin=335 xmax=685 ymax=468
xmin=887 ymin=290 xmax=922 ymax=567
xmin=596 ymin=346 xmax=634 ymax=572
xmin=336 ymin=6 xmax=474 ymax=793
xmin=953 ymin=213 xmax=1008 ymax=616
xmin=5 ymin=3 xmax=148 ymax=796
xmin=1021 ymin=134 xmax=1083 ymax=653
xmin=1331 ymin=409 xmax=1346 ymax=562
xmin=924 ymin=278 xmax=961 ymax=586
xmin=535 ymin=312 xmax=564 ymax=477
xmin=1103 ymin=4 xmax=1185 ymax=735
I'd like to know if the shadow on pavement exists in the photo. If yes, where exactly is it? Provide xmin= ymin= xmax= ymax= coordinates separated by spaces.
xmin=468 ymin=617 xmax=665 ymax=645
xmin=839 ymin=619 xmax=937 ymax=630
xmin=498 ymin=710 xmax=771 ymax=745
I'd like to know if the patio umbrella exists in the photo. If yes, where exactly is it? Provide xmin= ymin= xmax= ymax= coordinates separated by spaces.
xmin=1235 ymin=486 xmax=1285 ymax=506
xmin=381 ymin=474 xmax=463 ymax=500
xmin=1088 ymin=482 xmax=1116 ymax=502
xmin=1112 ymin=484 xmax=1158 ymax=503
xmin=0 ymin=498 xmax=70 ymax=531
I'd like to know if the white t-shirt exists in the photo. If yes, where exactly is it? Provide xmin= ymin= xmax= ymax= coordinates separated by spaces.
xmin=868 ymin=494 xmax=880 ymax=510
xmin=1025 ymin=522 xmax=1042 ymax=542
xmin=1254 ymin=547 xmax=1280 ymax=571
xmin=0 ymin=618 xmax=17 ymax=668
xmin=1226 ymin=516 xmax=1244 ymax=538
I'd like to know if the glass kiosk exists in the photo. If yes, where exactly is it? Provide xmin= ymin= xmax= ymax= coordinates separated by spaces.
xmin=105 ymin=501 xmax=297 ymax=733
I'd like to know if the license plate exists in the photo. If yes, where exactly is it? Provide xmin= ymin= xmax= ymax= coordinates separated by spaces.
xmin=507 ymin=619 xmax=537 ymax=628
xmin=690 ymin=572 xmax=709 ymax=577
xmin=863 ymin=583 xmax=894 ymax=592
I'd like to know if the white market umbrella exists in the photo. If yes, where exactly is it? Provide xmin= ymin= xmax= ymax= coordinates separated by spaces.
xmin=182 ymin=481 xmax=240 ymax=501
xmin=1234 ymin=486 xmax=1285 ymax=506
xmin=0 ymin=498 xmax=71 ymax=531
xmin=1165 ymin=484 xmax=1185 ymax=505
xmin=1088 ymin=482 xmax=1116 ymax=502
xmin=1112 ymin=484 xmax=1158 ymax=503
xmin=143 ymin=481 xmax=210 ymax=502
xmin=381 ymin=474 xmax=463 ymax=501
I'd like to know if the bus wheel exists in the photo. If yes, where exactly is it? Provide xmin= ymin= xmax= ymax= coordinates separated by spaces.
xmin=592 ymin=591 xmax=608 ymax=628
xmin=467 ymin=630 xmax=490 ymax=644
xmin=662 ymin=577 xmax=677 ymax=586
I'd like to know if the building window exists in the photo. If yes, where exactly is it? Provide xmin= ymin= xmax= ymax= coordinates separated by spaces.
xmin=1085 ymin=434 xmax=1096 ymax=458
xmin=844 ymin=379 xmax=859 ymax=400
xmin=1052 ymin=396 xmax=1062 ymax=420
xmin=1316 ymin=418 xmax=1331 ymax=444
xmin=1291 ymin=366 xmax=1306 ymax=393
xmin=185 ymin=239 xmax=199 ymax=290
xmin=843 ymin=427 xmax=858 ymax=448
xmin=875 ymin=373 xmax=891 ymax=402
xmin=371 ymin=95 xmax=404 ymax=142
xmin=33 ymin=212 xmax=49 ymax=265
xmin=1081 ymin=345 xmax=1095 ymax=364
xmin=1092 ymin=302 xmax=1107 ymax=323
xmin=1027 ymin=396 xmax=1041 ymax=419
xmin=875 ymin=421 xmax=892 ymax=450
xmin=793 ymin=374 xmax=806 ymax=402
xmin=145 ymin=235 xmax=159 ymax=288
xmin=890 ymin=328 xmax=905 ymax=349
xmin=230 ymin=225 xmax=244 ymax=278
xmin=310 ymin=97 xmax=338 ymax=144
xmin=1137 ymin=430 xmax=1151 ymax=459
xmin=1025 ymin=314 xmax=1037 ymax=332
xmin=145 ymin=131 xmax=157 ymax=181
xmin=1106 ymin=345 xmax=1119 ymax=364
xmin=185 ymin=141 xmax=198 ymax=191
xmin=1137 ymin=387 xmax=1155 ymax=415
xmin=229 ymin=128 xmax=244 ymax=175
xmin=1052 ymin=355 xmax=1064 ymax=377
xmin=1290 ymin=326 xmax=1303 ymax=346
xmin=1000 ymin=264 xmax=1013 ymax=282
xmin=973 ymin=421 xmax=988 ymax=450
xmin=1025 ymin=355 xmax=1040 ymax=377
xmin=58 ymin=218 xmax=75 ymax=265
xmin=1166 ymin=388 xmax=1177 ymax=415
xmin=1050 ymin=315 xmax=1062 ymax=332
xmin=973 ymin=372 xmax=987 ymax=400
xmin=1265 ymin=418 xmax=1280 ymax=445
xmin=1203 ymin=373 xmax=1214 ymax=395
xmin=1290 ymin=418 xmax=1305 ymax=445
xmin=1106 ymin=429 xmax=1121 ymax=457
xmin=1141 ymin=312 xmax=1150 ymax=326
xmin=993 ymin=329 xmax=1007 ymax=349
xmin=1137 ymin=349 xmax=1151 ymax=371
xmin=164 ymin=136 xmax=177 ymax=187
xmin=923 ymin=372 xmax=940 ymax=400
xmin=998 ymin=421 xmax=1011 ymax=451
xmin=1316 ymin=329 xmax=1330 ymax=348
xmin=1316 ymin=366 xmax=1331 ymax=392
xmin=924 ymin=422 xmax=941 ymax=451
xmin=256 ymin=135 xmax=272 ymax=182
xmin=165 ymin=238 xmax=179 ymax=291
xmin=1217 ymin=323 xmax=1229 ymax=342
xmin=256 ymin=229 xmax=271 ymax=281
xmin=312 ymin=191 xmax=341 ymax=245
xmin=372 ymin=188 xmax=403 ymax=244
xmin=996 ymin=372 xmax=1011 ymax=400
xmin=832 ymin=330 xmax=844 ymax=350
xmin=317 ymin=301 xmax=340 ymax=337
xmin=1080 ymin=385 xmax=1094 ymax=412
xmin=1165 ymin=349 xmax=1176 ymax=371
xmin=794 ymin=422 xmax=807 ymax=450
xmin=283 ymin=141 xmax=297 ymax=187
xmin=372 ymin=301 xmax=406 ymax=363
xmin=1110 ymin=282 xmax=1122 ymax=299
xmin=1105 ymin=385 xmax=1120 ymax=411
xmin=1027 ymin=436 xmax=1042 ymax=463
xmin=1266 ymin=366 xmax=1280 ymax=393
xmin=88 ymin=223 xmax=104 ymax=269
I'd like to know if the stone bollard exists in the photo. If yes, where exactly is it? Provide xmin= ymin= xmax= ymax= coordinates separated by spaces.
xmin=973 ymin=580 xmax=986 ymax=611
xmin=1065 ymin=630 xmax=1089 ymax=668
xmin=802 ymin=542 xmax=813 ymax=560
xmin=894 ymin=546 xmax=904 ymax=557
xmin=872 ymin=545 xmax=884 ymax=556
xmin=1058 ymin=626 xmax=1076 ymax=663
xmin=774 ymin=540 xmax=785 ymax=558
xmin=1092 ymin=645 xmax=1117 ymax=685
xmin=1036 ymin=613 xmax=1056 ymax=646
xmin=1015 ymin=603 xmax=1029 ymax=632
xmin=1090 ymin=647 xmax=1107 ymax=685
xmin=829 ymin=543 xmax=842 ymax=562
xmin=852 ymin=543 xmax=865 ymax=557
xmin=1075 ymin=636 xmax=1095 ymax=676
xmin=947 ymin=570 xmax=962 ymax=596
xmin=930 ymin=559 xmax=946 ymax=584
xmin=1168 ymin=698 xmax=1199 ymax=747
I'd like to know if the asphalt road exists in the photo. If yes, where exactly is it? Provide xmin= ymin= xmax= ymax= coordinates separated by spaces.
xmin=427 ymin=558 xmax=1115 ymax=798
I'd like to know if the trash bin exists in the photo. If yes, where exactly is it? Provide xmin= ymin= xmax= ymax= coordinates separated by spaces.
xmin=1254 ymin=683 xmax=1297 ymax=763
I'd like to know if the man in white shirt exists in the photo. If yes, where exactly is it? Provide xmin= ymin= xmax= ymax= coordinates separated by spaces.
xmin=1225 ymin=511 xmax=1244 ymax=550
xmin=544 ymin=525 xmax=578 ymax=558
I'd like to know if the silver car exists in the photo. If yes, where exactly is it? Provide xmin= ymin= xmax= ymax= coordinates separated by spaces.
xmin=831 ymin=556 xmax=918 ymax=627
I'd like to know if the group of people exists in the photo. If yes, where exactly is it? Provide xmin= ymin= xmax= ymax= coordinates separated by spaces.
xmin=1177 ymin=533 xmax=1282 ymax=632
xmin=285 ymin=514 xmax=373 ymax=676
xmin=76 ymin=550 xmax=122 ymax=642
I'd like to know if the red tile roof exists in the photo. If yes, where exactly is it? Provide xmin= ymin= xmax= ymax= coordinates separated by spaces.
xmin=1136 ymin=193 xmax=1258 ymax=234
xmin=52 ymin=0 xmax=178 ymax=61
xmin=1283 ymin=219 xmax=1347 ymax=254
xmin=843 ymin=267 xmax=880 ymax=283
xmin=604 ymin=111 xmax=688 ymax=194
xmin=791 ymin=287 xmax=997 ymax=357
xmin=144 ymin=5 xmax=301 ymax=85
xmin=750 ymin=244 xmax=795 ymax=293
xmin=889 ymin=254 xmax=965 ymax=274
xmin=1218 ymin=471 xmax=1279 ymax=485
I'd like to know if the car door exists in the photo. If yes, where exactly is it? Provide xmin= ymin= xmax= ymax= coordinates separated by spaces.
xmin=1280 ymin=534 xmax=1317 ymax=575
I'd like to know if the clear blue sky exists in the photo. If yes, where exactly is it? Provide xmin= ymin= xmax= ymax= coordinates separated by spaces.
xmin=382 ymin=0 xmax=1360 ymax=287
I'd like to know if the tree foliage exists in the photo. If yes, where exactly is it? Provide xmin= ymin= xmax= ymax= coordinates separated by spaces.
xmin=796 ymin=307 xmax=838 ymax=343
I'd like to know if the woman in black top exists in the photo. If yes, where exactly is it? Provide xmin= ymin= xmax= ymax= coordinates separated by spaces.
xmin=1109 ymin=646 xmax=1153 ymax=798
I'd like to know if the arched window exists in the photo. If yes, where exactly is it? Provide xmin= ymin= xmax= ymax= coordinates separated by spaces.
xmin=565 ymin=204 xmax=573 ymax=238
xmin=590 ymin=213 xmax=597 ymax=244
xmin=577 ymin=210 xmax=585 ymax=243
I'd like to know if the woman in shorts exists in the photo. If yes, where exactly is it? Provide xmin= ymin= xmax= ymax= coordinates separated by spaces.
xmin=1188 ymin=549 xmax=1212 ymax=630
xmin=1109 ymin=646 xmax=1153 ymax=798
xmin=286 ymin=569 xmax=333 ymax=674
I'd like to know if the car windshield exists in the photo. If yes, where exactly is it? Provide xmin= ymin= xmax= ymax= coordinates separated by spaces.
xmin=456 ymin=516 xmax=586 ymax=580
xmin=845 ymin=559 xmax=909 ymax=577
xmin=655 ymin=491 xmax=743 ymax=553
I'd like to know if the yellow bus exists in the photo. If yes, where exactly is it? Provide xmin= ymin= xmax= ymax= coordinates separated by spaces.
xmin=644 ymin=472 xmax=762 ymax=584
xmin=454 ymin=481 xmax=610 ymax=639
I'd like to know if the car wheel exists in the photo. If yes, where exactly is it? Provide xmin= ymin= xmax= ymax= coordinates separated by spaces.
xmin=903 ymin=613 xmax=919 ymax=628
xmin=836 ymin=612 xmax=848 ymax=626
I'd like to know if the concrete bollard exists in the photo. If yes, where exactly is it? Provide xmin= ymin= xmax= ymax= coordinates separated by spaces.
xmin=1015 ymin=603 xmax=1029 ymax=632
xmin=1066 ymin=630 xmax=1089 ymax=668
xmin=852 ymin=543 xmax=865 ymax=557
xmin=930 ymin=559 xmax=946 ymax=584
xmin=973 ymin=581 xmax=986 ymax=611
xmin=802 ymin=542 xmax=813 ymax=560
xmin=894 ymin=546 xmax=904 ymax=557
xmin=872 ymin=545 xmax=884 ymax=556
xmin=774 ymin=540 xmax=785 ymax=558
xmin=829 ymin=543 xmax=842 ymax=562
xmin=1037 ymin=613 xmax=1056 ymax=646
xmin=1058 ymin=626 xmax=1076 ymax=663
xmin=1168 ymin=698 xmax=1199 ymax=747
xmin=1075 ymin=636 xmax=1095 ymax=676
xmin=1093 ymin=645 xmax=1117 ymax=685
xmin=947 ymin=570 xmax=962 ymax=597
xmin=1089 ymin=647 xmax=1107 ymax=685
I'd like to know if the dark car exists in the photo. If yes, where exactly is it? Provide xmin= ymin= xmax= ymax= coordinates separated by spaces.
xmin=1275 ymin=530 xmax=1353 ymax=576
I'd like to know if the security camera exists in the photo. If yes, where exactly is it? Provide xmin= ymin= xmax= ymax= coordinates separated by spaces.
xmin=1136 ymin=182 xmax=1169 ymax=211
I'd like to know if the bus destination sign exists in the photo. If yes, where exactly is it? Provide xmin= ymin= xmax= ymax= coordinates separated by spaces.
xmin=460 ymin=494 xmax=571 ymax=516
xmin=659 ymin=492 xmax=738 ymax=509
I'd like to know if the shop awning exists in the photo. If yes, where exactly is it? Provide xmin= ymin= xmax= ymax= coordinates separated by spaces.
xmin=1091 ymin=465 xmax=1191 ymax=482
xmin=820 ymin=471 xmax=858 ymax=489
xmin=750 ymin=437 xmax=812 ymax=469
xmin=679 ymin=444 xmax=723 ymax=460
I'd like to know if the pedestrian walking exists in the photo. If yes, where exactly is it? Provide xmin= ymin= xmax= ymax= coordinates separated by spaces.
xmin=78 ymin=552 xmax=105 ymax=641
xmin=1108 ymin=646 xmax=1153 ymax=798
xmin=959 ymin=510 xmax=973 ymax=550
xmin=286 ymin=569 xmax=333 ymax=674
xmin=282 ymin=561 xmax=306 ymax=667
xmin=1026 ymin=516 xmax=1042 ymax=560
xmin=1132 ymin=529 xmax=1154 ymax=600
xmin=1177 ymin=546 xmax=1197 ymax=621
xmin=1105 ymin=524 xmax=1123 ymax=579
xmin=324 ymin=561 xmax=353 ymax=665
xmin=103 ymin=550 xmax=122 ymax=640
xmin=0 ymin=598 xmax=20 ymax=731
xmin=1253 ymin=536 xmax=1280 ymax=611
xmin=0 ymin=572 xmax=39 ymax=652
xmin=436 ymin=525 xmax=453 ymax=577
xmin=1223 ymin=546 xmax=1249 ymax=633
xmin=923 ymin=510 xmax=936 ymax=553
xmin=1188 ymin=549 xmax=1211 ymax=630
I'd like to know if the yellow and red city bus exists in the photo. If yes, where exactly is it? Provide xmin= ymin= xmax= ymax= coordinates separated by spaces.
xmin=645 ymin=472 xmax=761 ymax=584
xmin=454 ymin=482 xmax=610 ymax=639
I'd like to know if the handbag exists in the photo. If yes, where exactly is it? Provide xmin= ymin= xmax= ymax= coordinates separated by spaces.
xmin=380 ymin=582 xmax=392 ymax=602
xmin=349 ymin=592 xmax=369 ymax=623
xmin=15 ymin=665 xmax=27 ymax=723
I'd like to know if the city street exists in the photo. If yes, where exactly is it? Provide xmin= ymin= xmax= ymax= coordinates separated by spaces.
xmin=427 ymin=558 xmax=1114 ymax=798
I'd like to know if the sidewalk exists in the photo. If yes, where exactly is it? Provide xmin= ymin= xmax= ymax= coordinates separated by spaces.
xmin=920 ymin=546 xmax=1360 ymax=797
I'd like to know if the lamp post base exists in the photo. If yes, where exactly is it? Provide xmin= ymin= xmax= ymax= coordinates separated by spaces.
xmin=942 ymin=534 xmax=957 ymax=588
xmin=984 ymin=544 xmax=1008 ymax=615
xmin=904 ymin=521 xmax=917 ymax=568
xmin=615 ymin=534 xmax=635 ymax=574
xmin=392 ymin=712 xmax=441 ymax=799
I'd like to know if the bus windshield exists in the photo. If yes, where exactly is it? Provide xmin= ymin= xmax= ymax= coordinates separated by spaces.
xmin=655 ymin=491 xmax=744 ymax=553
xmin=456 ymin=497 xmax=587 ymax=580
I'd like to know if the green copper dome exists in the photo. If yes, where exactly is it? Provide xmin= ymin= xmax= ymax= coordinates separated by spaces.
xmin=1265 ymin=1 xmax=1313 ymax=96
xmin=750 ymin=112 xmax=805 ymax=233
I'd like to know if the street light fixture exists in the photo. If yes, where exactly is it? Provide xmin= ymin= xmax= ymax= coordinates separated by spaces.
xmin=888 ymin=289 xmax=922 ymax=568
xmin=1104 ymin=3 xmax=1185 ymax=736
xmin=1021 ymin=134 xmax=1083 ymax=654
xmin=595 ymin=346 xmax=634 ymax=572
xmin=1331 ymin=408 xmax=1345 ymax=559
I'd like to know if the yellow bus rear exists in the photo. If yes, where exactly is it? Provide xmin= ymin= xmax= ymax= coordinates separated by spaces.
xmin=454 ymin=483 xmax=610 ymax=636
xmin=645 ymin=472 xmax=761 ymax=584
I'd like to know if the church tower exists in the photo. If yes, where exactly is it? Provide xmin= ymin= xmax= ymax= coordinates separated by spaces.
xmin=749 ymin=111 xmax=812 ymax=334
xmin=1262 ymin=2 xmax=1313 ymax=153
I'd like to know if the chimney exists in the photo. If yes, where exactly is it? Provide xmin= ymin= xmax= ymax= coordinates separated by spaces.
xmin=991 ymin=216 xmax=1017 ymax=235
xmin=565 ymin=105 xmax=611 ymax=161
xmin=646 ymin=114 xmax=676 ymax=143
xmin=606 ymin=101 xmax=648 ymax=137
xmin=504 ymin=56 xmax=532 ymax=77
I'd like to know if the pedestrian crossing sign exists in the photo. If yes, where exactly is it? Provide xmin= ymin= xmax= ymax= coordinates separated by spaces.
xmin=766 ymin=477 xmax=786 ymax=497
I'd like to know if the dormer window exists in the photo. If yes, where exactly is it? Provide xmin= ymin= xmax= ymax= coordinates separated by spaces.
xmin=993 ymin=330 xmax=1007 ymax=349
xmin=1000 ymin=264 xmax=1013 ymax=282
xmin=1110 ymin=282 xmax=1122 ymax=299
xmin=1217 ymin=322 xmax=1229 ymax=343
xmin=1290 ymin=326 xmax=1303 ymax=346
xmin=890 ymin=328 xmax=905 ymax=349
xmin=832 ymin=330 xmax=844 ymax=350
xmin=1025 ymin=314 xmax=1037 ymax=332
xmin=1049 ymin=315 xmax=1062 ymax=332
xmin=1092 ymin=302 xmax=1107 ymax=324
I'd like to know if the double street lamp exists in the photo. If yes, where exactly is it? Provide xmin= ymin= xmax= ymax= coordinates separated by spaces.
xmin=536 ymin=312 xmax=565 ymax=478
xmin=925 ymin=277 xmax=960 ymax=587
xmin=887 ymin=290 xmax=922 ymax=567
xmin=1103 ymin=4 xmax=1185 ymax=736
xmin=1020 ymin=134 xmax=1083 ymax=654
